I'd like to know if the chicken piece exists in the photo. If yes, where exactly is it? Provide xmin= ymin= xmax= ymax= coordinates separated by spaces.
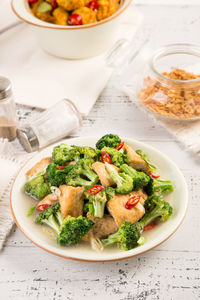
xmin=123 ymin=144 xmax=150 ymax=173
xmin=107 ymin=191 xmax=146 ymax=227
xmin=73 ymin=7 xmax=97 ymax=24
xmin=97 ymin=0 xmax=120 ymax=21
xmin=59 ymin=185 xmax=84 ymax=218
xmin=92 ymin=162 xmax=119 ymax=187
xmin=82 ymin=214 xmax=118 ymax=241
xmin=53 ymin=7 xmax=69 ymax=25
xmin=26 ymin=157 xmax=52 ymax=179
xmin=37 ymin=193 xmax=59 ymax=208
xmin=57 ymin=0 xmax=84 ymax=11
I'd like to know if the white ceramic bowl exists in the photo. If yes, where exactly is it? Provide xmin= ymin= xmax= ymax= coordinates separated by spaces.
xmin=10 ymin=136 xmax=188 ymax=262
xmin=12 ymin=0 xmax=132 ymax=59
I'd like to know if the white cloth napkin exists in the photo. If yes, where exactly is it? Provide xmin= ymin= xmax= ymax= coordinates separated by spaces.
xmin=0 ymin=139 xmax=31 ymax=251
xmin=0 ymin=1 xmax=143 ymax=116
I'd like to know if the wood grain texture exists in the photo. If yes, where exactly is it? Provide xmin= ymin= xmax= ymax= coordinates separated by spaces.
xmin=1 ymin=4 xmax=200 ymax=300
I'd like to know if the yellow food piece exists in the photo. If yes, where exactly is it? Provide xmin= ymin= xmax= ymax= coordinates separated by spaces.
xmin=53 ymin=7 xmax=69 ymax=25
xmin=97 ymin=0 xmax=119 ymax=21
xmin=73 ymin=7 xmax=97 ymax=24
xmin=57 ymin=0 xmax=85 ymax=11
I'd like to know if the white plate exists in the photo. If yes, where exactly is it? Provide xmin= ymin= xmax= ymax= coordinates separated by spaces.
xmin=10 ymin=137 xmax=188 ymax=262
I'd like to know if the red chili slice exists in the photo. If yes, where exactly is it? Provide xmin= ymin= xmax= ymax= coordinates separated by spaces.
xmin=68 ymin=14 xmax=83 ymax=26
xmin=125 ymin=195 xmax=141 ymax=209
xmin=88 ymin=185 xmax=104 ymax=195
xmin=52 ymin=0 xmax=58 ymax=9
xmin=28 ymin=0 xmax=39 ymax=4
xmin=101 ymin=151 xmax=111 ymax=164
xmin=149 ymin=172 xmax=160 ymax=179
xmin=143 ymin=222 xmax=157 ymax=231
xmin=37 ymin=203 xmax=51 ymax=212
xmin=87 ymin=0 xmax=99 ymax=11
xmin=115 ymin=141 xmax=124 ymax=151
xmin=56 ymin=166 xmax=65 ymax=169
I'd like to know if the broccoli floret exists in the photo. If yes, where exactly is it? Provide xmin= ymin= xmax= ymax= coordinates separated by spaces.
xmin=35 ymin=204 xmax=61 ymax=234
xmin=106 ymin=163 xmax=133 ymax=194
xmin=53 ymin=203 xmax=64 ymax=226
xmin=136 ymin=149 xmax=156 ymax=173
xmin=24 ymin=175 xmax=51 ymax=200
xmin=120 ymin=164 xmax=150 ymax=190
xmin=102 ymin=221 xmax=142 ymax=251
xmin=57 ymin=216 xmax=94 ymax=245
xmin=102 ymin=197 xmax=173 ymax=251
xmin=101 ymin=146 xmax=128 ymax=167
xmin=83 ymin=202 xmax=95 ymax=216
xmin=65 ymin=159 xmax=99 ymax=187
xmin=96 ymin=134 xmax=121 ymax=150
xmin=52 ymin=144 xmax=80 ymax=165
xmin=84 ymin=187 xmax=115 ymax=218
xmin=46 ymin=163 xmax=73 ymax=187
xmin=145 ymin=177 xmax=174 ymax=196
xmin=78 ymin=146 xmax=100 ymax=160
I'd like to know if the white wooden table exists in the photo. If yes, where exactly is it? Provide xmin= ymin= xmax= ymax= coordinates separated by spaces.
xmin=1 ymin=3 xmax=200 ymax=300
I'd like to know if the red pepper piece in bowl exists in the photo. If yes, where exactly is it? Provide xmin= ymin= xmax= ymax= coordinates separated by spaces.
xmin=68 ymin=14 xmax=83 ymax=26
xmin=28 ymin=0 xmax=39 ymax=4
xmin=101 ymin=151 xmax=111 ymax=164
xmin=125 ymin=195 xmax=141 ymax=209
xmin=88 ymin=185 xmax=104 ymax=195
xmin=52 ymin=0 xmax=58 ymax=9
xmin=37 ymin=203 xmax=51 ymax=212
xmin=87 ymin=0 xmax=99 ymax=11
xmin=149 ymin=172 xmax=160 ymax=179
xmin=115 ymin=141 xmax=124 ymax=151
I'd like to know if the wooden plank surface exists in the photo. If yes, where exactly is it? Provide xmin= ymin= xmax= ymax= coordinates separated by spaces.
xmin=1 ymin=4 xmax=200 ymax=300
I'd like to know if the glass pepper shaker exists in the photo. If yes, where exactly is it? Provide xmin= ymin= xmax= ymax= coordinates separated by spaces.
xmin=0 ymin=76 xmax=18 ymax=141
xmin=17 ymin=99 xmax=82 ymax=152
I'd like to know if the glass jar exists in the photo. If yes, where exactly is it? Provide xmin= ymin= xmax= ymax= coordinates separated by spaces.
xmin=137 ymin=44 xmax=200 ymax=120
xmin=106 ymin=42 xmax=200 ymax=121
xmin=17 ymin=99 xmax=82 ymax=152
xmin=0 ymin=77 xmax=18 ymax=140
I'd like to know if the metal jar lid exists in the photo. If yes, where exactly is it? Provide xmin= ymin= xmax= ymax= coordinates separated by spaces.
xmin=17 ymin=127 xmax=39 ymax=153
xmin=0 ymin=76 xmax=12 ymax=100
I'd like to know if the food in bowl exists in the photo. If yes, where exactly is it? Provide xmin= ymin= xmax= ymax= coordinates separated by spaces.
xmin=28 ymin=0 xmax=120 ymax=25
xmin=24 ymin=134 xmax=174 ymax=252
xmin=139 ymin=68 xmax=200 ymax=119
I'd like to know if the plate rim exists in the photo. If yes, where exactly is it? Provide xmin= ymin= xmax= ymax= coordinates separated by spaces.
xmin=10 ymin=136 xmax=189 ymax=262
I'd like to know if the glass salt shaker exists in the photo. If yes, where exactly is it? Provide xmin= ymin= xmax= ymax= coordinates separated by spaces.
xmin=17 ymin=99 xmax=82 ymax=152
xmin=0 ymin=76 xmax=18 ymax=141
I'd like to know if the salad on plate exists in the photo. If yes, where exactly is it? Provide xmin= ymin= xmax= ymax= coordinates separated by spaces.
xmin=24 ymin=134 xmax=174 ymax=252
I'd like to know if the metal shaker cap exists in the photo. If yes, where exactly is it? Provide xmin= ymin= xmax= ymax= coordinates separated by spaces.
xmin=17 ymin=127 xmax=39 ymax=153
xmin=0 ymin=76 xmax=12 ymax=100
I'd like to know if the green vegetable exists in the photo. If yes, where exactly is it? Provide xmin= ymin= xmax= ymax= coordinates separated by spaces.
xmin=120 ymin=164 xmax=150 ymax=190
xmin=57 ymin=216 xmax=94 ymax=246
xmin=27 ymin=205 xmax=37 ymax=217
xmin=78 ymin=146 xmax=100 ymax=160
xmin=102 ymin=196 xmax=173 ymax=251
xmin=37 ymin=1 xmax=52 ymax=13
xmin=96 ymin=134 xmax=121 ymax=150
xmin=35 ymin=204 xmax=61 ymax=234
xmin=101 ymin=146 xmax=128 ymax=167
xmin=24 ymin=175 xmax=51 ymax=200
xmin=46 ymin=163 xmax=73 ymax=187
xmin=136 ymin=149 xmax=156 ymax=173
xmin=102 ymin=221 xmax=141 ymax=251
xmin=52 ymin=144 xmax=99 ymax=165
xmin=83 ymin=202 xmax=95 ymax=216
xmin=106 ymin=163 xmax=133 ymax=194
xmin=65 ymin=159 xmax=99 ymax=187
xmin=84 ymin=187 xmax=115 ymax=218
xmin=52 ymin=144 xmax=80 ymax=165
xmin=145 ymin=177 xmax=174 ymax=196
